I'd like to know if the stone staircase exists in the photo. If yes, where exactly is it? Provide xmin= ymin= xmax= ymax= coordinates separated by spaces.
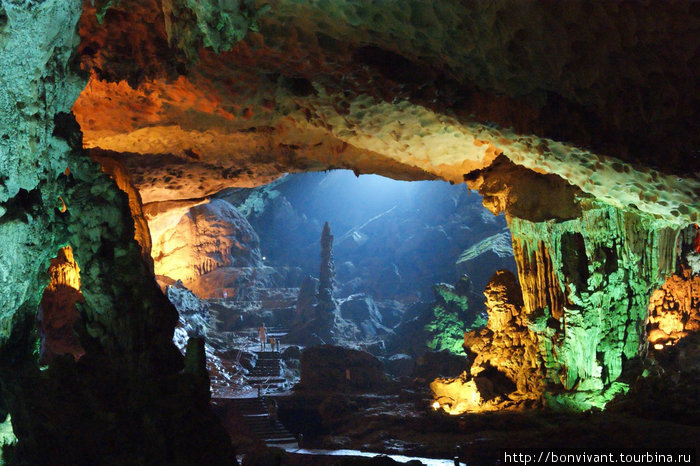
xmin=250 ymin=350 xmax=288 ymax=392
xmin=232 ymin=397 xmax=297 ymax=447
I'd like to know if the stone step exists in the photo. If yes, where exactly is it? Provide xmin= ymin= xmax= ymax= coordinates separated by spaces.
xmin=229 ymin=397 xmax=298 ymax=448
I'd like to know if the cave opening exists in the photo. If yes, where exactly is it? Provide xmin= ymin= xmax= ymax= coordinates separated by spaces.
xmin=153 ymin=170 xmax=518 ymax=393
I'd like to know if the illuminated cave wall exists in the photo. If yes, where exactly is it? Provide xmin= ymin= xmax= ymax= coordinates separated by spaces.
xmin=648 ymin=269 xmax=700 ymax=349
xmin=0 ymin=1 xmax=233 ymax=463
xmin=508 ymin=202 xmax=680 ymax=409
xmin=38 ymin=246 xmax=85 ymax=364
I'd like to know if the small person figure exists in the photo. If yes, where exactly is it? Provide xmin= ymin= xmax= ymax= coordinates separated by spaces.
xmin=269 ymin=337 xmax=276 ymax=352
xmin=258 ymin=323 xmax=267 ymax=351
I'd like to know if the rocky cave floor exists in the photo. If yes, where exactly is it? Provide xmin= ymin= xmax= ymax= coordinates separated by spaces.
xmin=157 ymin=275 xmax=700 ymax=465
xmin=213 ymin=384 xmax=700 ymax=465
xmin=203 ymin=328 xmax=699 ymax=466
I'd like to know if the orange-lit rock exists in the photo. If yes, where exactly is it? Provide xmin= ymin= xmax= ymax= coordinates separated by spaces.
xmin=430 ymin=375 xmax=486 ymax=415
xmin=431 ymin=270 xmax=542 ymax=414
xmin=464 ymin=270 xmax=543 ymax=399
xmin=91 ymin=153 xmax=153 ymax=271
xmin=149 ymin=198 xmax=264 ymax=298
xmin=648 ymin=268 xmax=700 ymax=347
xmin=72 ymin=0 xmax=699 ymax=224
xmin=38 ymin=246 xmax=85 ymax=363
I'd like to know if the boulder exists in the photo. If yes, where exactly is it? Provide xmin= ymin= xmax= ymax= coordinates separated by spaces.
xmin=384 ymin=354 xmax=415 ymax=378
xmin=166 ymin=282 xmax=211 ymax=337
xmin=282 ymin=346 xmax=302 ymax=361
xmin=339 ymin=293 xmax=392 ymax=338
xmin=296 ymin=345 xmax=387 ymax=392
xmin=412 ymin=350 xmax=469 ymax=381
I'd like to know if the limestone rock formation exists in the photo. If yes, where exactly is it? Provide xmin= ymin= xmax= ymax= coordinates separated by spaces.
xmin=0 ymin=2 xmax=234 ymax=462
xmin=456 ymin=229 xmax=515 ymax=295
xmin=647 ymin=268 xmax=700 ymax=348
xmin=73 ymin=1 xmax=700 ymax=225
xmin=338 ymin=294 xmax=391 ymax=339
xmin=509 ymin=202 xmax=681 ymax=409
xmin=463 ymin=270 xmax=543 ymax=400
xmin=426 ymin=275 xmax=486 ymax=354
xmin=1 ymin=0 xmax=698 ymax=461
xmin=167 ymin=282 xmax=212 ymax=338
xmin=288 ymin=222 xmax=361 ymax=345
xmin=91 ymin=152 xmax=154 ymax=271
xmin=388 ymin=274 xmax=485 ymax=357
xmin=294 ymin=275 xmax=319 ymax=327
xmin=318 ymin=221 xmax=336 ymax=310
xmin=151 ymin=197 xmax=263 ymax=297
xmin=431 ymin=270 xmax=542 ymax=414
xmin=296 ymin=345 xmax=387 ymax=393
xmin=37 ymin=246 xmax=85 ymax=364
xmin=228 ymin=170 xmax=515 ymax=302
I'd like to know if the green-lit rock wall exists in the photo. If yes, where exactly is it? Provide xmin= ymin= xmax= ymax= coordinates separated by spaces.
xmin=509 ymin=201 xmax=680 ymax=410
xmin=0 ymin=1 xmax=233 ymax=463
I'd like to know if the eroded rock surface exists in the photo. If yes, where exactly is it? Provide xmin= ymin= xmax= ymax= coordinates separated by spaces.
xmin=296 ymin=345 xmax=387 ymax=393
xmin=0 ymin=1 xmax=235 ymax=462
xmin=72 ymin=0 xmax=698 ymax=225
xmin=648 ymin=268 xmax=700 ymax=348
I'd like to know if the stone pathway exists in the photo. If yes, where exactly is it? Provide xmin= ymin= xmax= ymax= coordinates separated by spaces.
xmin=228 ymin=397 xmax=298 ymax=448
xmin=213 ymin=327 xmax=299 ymax=448
xmin=249 ymin=350 xmax=288 ymax=392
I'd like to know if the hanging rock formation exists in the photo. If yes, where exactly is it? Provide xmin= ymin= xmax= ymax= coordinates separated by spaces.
xmin=507 ymin=203 xmax=679 ymax=409
xmin=37 ymin=246 xmax=85 ymax=365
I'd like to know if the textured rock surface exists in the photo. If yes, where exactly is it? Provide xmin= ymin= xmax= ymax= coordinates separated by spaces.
xmin=647 ymin=268 xmax=700 ymax=348
xmin=425 ymin=276 xmax=486 ymax=354
xmin=288 ymin=221 xmax=364 ymax=345
xmin=37 ymin=246 xmax=85 ymax=364
xmin=509 ymin=202 xmax=680 ymax=409
xmin=72 ymin=0 xmax=699 ymax=224
xmin=0 ymin=3 xmax=697 ymax=460
xmin=296 ymin=345 xmax=387 ymax=393
xmin=464 ymin=270 xmax=543 ymax=400
xmin=338 ymin=293 xmax=391 ymax=339
xmin=431 ymin=270 xmax=542 ymax=414
xmin=151 ymin=197 xmax=263 ymax=297
xmin=0 ymin=1 xmax=234 ymax=462
xmin=90 ymin=153 xmax=154 ymax=271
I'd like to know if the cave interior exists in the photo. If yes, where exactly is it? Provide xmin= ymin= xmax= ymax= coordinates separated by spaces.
xmin=0 ymin=0 xmax=698 ymax=464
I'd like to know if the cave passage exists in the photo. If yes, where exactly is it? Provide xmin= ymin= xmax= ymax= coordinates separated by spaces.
xmin=223 ymin=170 xmax=517 ymax=304
xmin=158 ymin=170 xmax=521 ymax=399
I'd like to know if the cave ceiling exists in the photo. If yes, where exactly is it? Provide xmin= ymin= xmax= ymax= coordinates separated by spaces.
xmin=73 ymin=0 xmax=699 ymax=224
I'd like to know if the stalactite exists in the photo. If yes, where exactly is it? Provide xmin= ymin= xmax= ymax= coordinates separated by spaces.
xmin=507 ymin=201 xmax=684 ymax=410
